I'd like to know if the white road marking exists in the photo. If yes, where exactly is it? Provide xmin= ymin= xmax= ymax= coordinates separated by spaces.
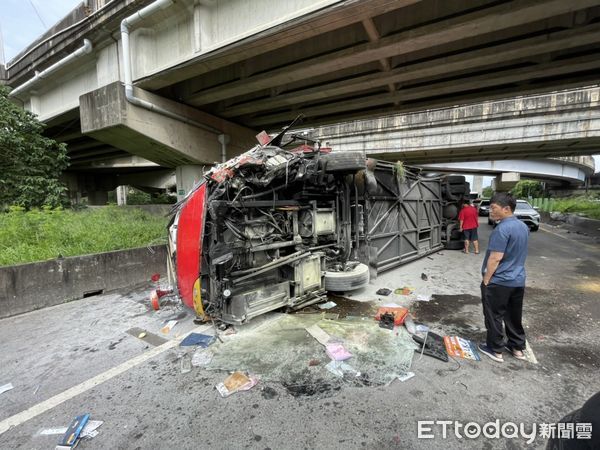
xmin=0 ymin=325 xmax=211 ymax=436
xmin=539 ymin=225 xmax=599 ymax=252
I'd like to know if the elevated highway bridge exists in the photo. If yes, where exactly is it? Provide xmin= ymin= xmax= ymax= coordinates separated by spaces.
xmin=2 ymin=0 xmax=600 ymax=200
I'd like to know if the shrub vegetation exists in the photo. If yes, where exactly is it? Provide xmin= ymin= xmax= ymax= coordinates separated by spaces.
xmin=0 ymin=206 xmax=168 ymax=266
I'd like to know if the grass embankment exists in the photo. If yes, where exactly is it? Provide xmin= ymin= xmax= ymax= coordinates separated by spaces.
xmin=551 ymin=197 xmax=600 ymax=220
xmin=0 ymin=206 xmax=168 ymax=266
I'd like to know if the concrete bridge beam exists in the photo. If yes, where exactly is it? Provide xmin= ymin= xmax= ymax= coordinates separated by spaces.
xmin=117 ymin=169 xmax=175 ymax=191
xmin=310 ymin=87 xmax=600 ymax=164
xmin=79 ymin=81 xmax=256 ymax=168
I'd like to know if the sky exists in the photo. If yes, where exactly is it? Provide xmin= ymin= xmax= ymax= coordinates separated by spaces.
xmin=0 ymin=0 xmax=597 ymax=176
xmin=0 ymin=0 xmax=82 ymax=63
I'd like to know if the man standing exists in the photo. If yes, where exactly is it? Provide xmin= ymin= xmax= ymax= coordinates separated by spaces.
xmin=479 ymin=193 xmax=529 ymax=363
xmin=458 ymin=200 xmax=479 ymax=254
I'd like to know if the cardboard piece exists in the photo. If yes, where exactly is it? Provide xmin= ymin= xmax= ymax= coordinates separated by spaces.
xmin=444 ymin=336 xmax=481 ymax=361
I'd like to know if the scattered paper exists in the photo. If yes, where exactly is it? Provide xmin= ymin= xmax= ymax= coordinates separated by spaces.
xmin=160 ymin=320 xmax=178 ymax=334
xmin=237 ymin=375 xmax=259 ymax=392
xmin=83 ymin=430 xmax=100 ymax=439
xmin=416 ymin=294 xmax=432 ymax=302
xmin=38 ymin=427 xmax=68 ymax=436
xmin=0 ymin=383 xmax=14 ymax=395
xmin=81 ymin=420 xmax=103 ymax=439
xmin=326 ymin=343 xmax=352 ymax=361
xmin=318 ymin=301 xmax=337 ymax=310
xmin=224 ymin=371 xmax=250 ymax=392
xmin=216 ymin=371 xmax=258 ymax=397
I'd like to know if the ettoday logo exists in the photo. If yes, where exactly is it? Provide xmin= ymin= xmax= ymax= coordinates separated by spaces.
xmin=417 ymin=420 xmax=592 ymax=444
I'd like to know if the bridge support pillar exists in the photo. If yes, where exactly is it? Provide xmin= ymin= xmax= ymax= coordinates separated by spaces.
xmin=176 ymin=165 xmax=204 ymax=200
xmin=472 ymin=175 xmax=483 ymax=195
xmin=493 ymin=172 xmax=520 ymax=192
xmin=62 ymin=173 xmax=83 ymax=206
xmin=116 ymin=186 xmax=128 ymax=205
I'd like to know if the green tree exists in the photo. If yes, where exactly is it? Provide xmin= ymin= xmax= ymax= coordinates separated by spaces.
xmin=0 ymin=85 xmax=69 ymax=209
xmin=511 ymin=180 xmax=544 ymax=199
xmin=482 ymin=186 xmax=494 ymax=198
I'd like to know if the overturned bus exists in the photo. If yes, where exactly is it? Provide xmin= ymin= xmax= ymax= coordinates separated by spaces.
xmin=169 ymin=127 xmax=467 ymax=325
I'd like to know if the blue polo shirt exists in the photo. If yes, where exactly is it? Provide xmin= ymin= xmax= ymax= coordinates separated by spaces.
xmin=482 ymin=216 xmax=529 ymax=287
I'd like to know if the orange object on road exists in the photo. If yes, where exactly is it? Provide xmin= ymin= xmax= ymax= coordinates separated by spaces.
xmin=375 ymin=306 xmax=409 ymax=325
xmin=150 ymin=290 xmax=160 ymax=310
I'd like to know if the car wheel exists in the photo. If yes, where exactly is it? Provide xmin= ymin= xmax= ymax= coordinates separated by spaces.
xmin=322 ymin=153 xmax=365 ymax=172
xmin=324 ymin=263 xmax=369 ymax=292
xmin=530 ymin=225 xmax=539 ymax=232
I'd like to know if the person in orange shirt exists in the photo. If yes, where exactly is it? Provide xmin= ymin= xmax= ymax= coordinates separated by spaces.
xmin=458 ymin=200 xmax=480 ymax=254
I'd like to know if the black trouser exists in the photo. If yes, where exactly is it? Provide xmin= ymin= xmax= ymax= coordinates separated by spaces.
xmin=480 ymin=283 xmax=526 ymax=353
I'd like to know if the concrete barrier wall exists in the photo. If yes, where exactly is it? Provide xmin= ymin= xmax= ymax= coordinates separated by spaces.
xmin=540 ymin=211 xmax=600 ymax=236
xmin=0 ymin=245 xmax=168 ymax=319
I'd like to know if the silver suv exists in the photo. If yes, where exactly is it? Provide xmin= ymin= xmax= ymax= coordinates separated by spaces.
xmin=487 ymin=200 xmax=540 ymax=231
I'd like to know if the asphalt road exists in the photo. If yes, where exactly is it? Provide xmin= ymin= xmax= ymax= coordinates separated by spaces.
xmin=0 ymin=219 xmax=598 ymax=449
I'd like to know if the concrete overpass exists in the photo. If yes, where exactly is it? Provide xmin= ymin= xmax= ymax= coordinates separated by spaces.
xmin=65 ymin=154 xmax=593 ymax=202
xmin=3 ymin=0 xmax=600 ymax=200
xmin=419 ymin=156 xmax=596 ymax=184
xmin=308 ymin=86 xmax=600 ymax=163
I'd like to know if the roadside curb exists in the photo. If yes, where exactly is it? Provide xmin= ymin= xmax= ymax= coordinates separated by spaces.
xmin=540 ymin=211 xmax=600 ymax=238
